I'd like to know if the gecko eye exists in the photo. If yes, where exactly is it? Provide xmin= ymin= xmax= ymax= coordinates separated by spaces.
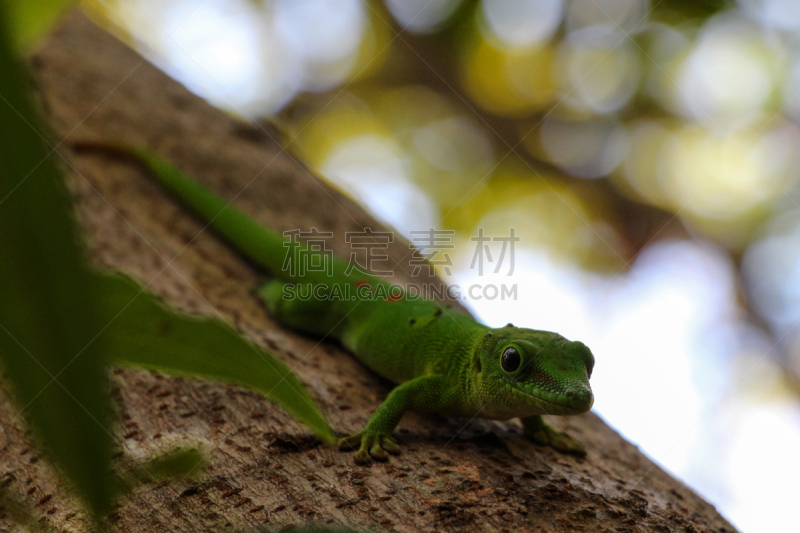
xmin=501 ymin=347 xmax=521 ymax=372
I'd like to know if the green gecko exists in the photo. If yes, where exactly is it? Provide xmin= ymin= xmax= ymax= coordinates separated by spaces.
xmin=72 ymin=141 xmax=595 ymax=465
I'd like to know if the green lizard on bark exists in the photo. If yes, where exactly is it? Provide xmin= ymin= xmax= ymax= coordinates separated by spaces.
xmin=73 ymin=142 xmax=595 ymax=465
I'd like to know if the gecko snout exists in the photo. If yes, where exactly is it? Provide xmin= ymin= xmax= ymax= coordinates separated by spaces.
xmin=565 ymin=387 xmax=593 ymax=412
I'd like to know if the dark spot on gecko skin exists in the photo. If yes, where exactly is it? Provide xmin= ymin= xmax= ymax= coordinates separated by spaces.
xmin=531 ymin=369 xmax=556 ymax=388
xmin=434 ymin=308 xmax=443 ymax=317
xmin=409 ymin=318 xmax=416 ymax=325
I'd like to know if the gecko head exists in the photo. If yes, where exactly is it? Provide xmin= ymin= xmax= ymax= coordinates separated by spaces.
xmin=473 ymin=327 xmax=594 ymax=418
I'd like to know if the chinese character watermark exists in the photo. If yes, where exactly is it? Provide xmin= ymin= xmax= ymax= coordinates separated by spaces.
xmin=282 ymin=228 xmax=333 ymax=277
xmin=469 ymin=227 xmax=518 ymax=276
xmin=408 ymin=228 xmax=455 ymax=277
xmin=345 ymin=228 xmax=394 ymax=277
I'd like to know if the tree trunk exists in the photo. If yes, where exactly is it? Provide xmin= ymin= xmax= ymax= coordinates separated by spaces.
xmin=0 ymin=11 xmax=737 ymax=533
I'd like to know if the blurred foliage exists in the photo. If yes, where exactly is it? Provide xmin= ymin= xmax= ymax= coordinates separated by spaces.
xmin=0 ymin=2 xmax=113 ymax=520
xmin=254 ymin=0 xmax=797 ymax=257
xmin=6 ymin=0 xmax=78 ymax=50
xmin=0 ymin=0 xmax=334 ymax=524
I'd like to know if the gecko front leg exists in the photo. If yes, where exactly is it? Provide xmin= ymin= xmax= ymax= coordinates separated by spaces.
xmin=521 ymin=415 xmax=586 ymax=456
xmin=339 ymin=374 xmax=448 ymax=465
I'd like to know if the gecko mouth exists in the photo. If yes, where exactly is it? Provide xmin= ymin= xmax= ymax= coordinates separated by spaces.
xmin=506 ymin=383 xmax=593 ymax=416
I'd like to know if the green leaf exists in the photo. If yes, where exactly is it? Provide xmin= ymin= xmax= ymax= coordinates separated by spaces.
xmin=6 ymin=0 xmax=78 ymax=51
xmin=96 ymin=273 xmax=336 ymax=445
xmin=0 ymin=2 xmax=112 ymax=521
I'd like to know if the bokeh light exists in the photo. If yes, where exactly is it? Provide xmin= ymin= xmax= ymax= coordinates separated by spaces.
xmin=385 ymin=0 xmax=462 ymax=33
xmin=674 ymin=16 xmax=782 ymax=126
xmin=557 ymin=24 xmax=640 ymax=114
xmin=481 ymin=0 xmax=562 ymax=47
xmin=536 ymin=117 xmax=628 ymax=178
xmin=273 ymin=0 xmax=365 ymax=91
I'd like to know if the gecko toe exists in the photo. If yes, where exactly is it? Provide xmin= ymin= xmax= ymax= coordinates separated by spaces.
xmin=338 ymin=432 xmax=363 ymax=451
xmin=381 ymin=436 xmax=401 ymax=455
xmin=341 ymin=430 xmax=399 ymax=464
xmin=353 ymin=449 xmax=372 ymax=465
xmin=369 ymin=442 xmax=390 ymax=462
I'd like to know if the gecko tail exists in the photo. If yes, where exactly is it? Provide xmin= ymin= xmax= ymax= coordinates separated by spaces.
xmin=71 ymin=140 xmax=290 ymax=278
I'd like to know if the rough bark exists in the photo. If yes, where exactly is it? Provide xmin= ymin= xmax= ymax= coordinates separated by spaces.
xmin=0 ymin=11 xmax=737 ymax=533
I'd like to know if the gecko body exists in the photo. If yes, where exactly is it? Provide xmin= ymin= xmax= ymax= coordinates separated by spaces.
xmin=74 ymin=142 xmax=595 ymax=464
